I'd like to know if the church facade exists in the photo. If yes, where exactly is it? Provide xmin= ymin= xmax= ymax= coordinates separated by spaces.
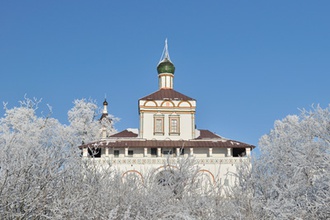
xmin=80 ymin=41 xmax=254 ymax=186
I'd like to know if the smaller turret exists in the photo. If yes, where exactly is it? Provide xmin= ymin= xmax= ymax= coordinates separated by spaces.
xmin=100 ymin=99 xmax=109 ymax=120
xmin=103 ymin=99 xmax=108 ymax=114
xmin=100 ymin=98 xmax=111 ymax=139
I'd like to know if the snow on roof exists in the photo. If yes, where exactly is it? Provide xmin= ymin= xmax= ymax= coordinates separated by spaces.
xmin=127 ymin=128 xmax=139 ymax=135
xmin=109 ymin=129 xmax=138 ymax=138
xmin=195 ymin=129 xmax=223 ymax=139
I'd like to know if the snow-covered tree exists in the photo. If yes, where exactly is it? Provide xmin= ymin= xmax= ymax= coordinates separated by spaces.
xmin=2 ymin=96 xmax=329 ymax=219
xmin=0 ymin=95 xmax=222 ymax=218
xmin=0 ymin=97 xmax=118 ymax=218
xmin=254 ymin=106 xmax=330 ymax=219
xmin=67 ymin=98 xmax=116 ymax=146
xmin=227 ymin=105 xmax=330 ymax=219
xmin=0 ymin=97 xmax=73 ymax=218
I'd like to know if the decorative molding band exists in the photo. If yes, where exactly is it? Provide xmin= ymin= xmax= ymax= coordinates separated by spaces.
xmin=90 ymin=157 xmax=247 ymax=165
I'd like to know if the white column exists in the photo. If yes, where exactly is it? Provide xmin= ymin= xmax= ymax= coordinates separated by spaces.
xmin=139 ymin=112 xmax=144 ymax=138
xmin=105 ymin=147 xmax=109 ymax=156
xmin=83 ymin=148 xmax=88 ymax=157
xmin=125 ymin=148 xmax=128 ymax=157
xmin=190 ymin=148 xmax=194 ymax=156
xmin=157 ymin=148 xmax=161 ymax=157
xmin=176 ymin=148 xmax=180 ymax=157
xmin=246 ymin=148 xmax=251 ymax=156
xmin=227 ymin=148 xmax=232 ymax=157
xmin=191 ymin=113 xmax=195 ymax=139
xmin=103 ymin=104 xmax=108 ymax=114
xmin=101 ymin=127 xmax=107 ymax=139
xmin=159 ymin=74 xmax=174 ymax=89
xmin=208 ymin=148 xmax=213 ymax=157
xmin=144 ymin=148 xmax=148 ymax=157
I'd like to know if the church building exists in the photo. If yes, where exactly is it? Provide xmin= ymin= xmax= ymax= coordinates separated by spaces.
xmin=80 ymin=41 xmax=255 ymax=186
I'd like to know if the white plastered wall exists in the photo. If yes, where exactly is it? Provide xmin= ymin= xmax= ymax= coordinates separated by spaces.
xmin=139 ymin=99 xmax=196 ymax=140
xmin=90 ymin=156 xmax=247 ymax=189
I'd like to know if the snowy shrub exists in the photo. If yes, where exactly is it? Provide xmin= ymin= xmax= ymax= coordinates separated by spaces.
xmin=1 ymin=97 xmax=329 ymax=219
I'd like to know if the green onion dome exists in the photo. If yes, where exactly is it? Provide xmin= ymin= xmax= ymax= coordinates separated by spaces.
xmin=157 ymin=58 xmax=175 ymax=74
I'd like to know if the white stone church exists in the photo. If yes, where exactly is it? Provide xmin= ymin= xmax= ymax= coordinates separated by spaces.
xmin=80 ymin=41 xmax=254 ymax=186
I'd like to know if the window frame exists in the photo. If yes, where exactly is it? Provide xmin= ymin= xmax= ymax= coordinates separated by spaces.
xmin=154 ymin=115 xmax=164 ymax=135
xmin=169 ymin=116 xmax=180 ymax=135
xmin=151 ymin=148 xmax=157 ymax=157
xmin=114 ymin=150 xmax=120 ymax=157
xmin=128 ymin=150 xmax=134 ymax=157
xmin=162 ymin=148 xmax=173 ymax=155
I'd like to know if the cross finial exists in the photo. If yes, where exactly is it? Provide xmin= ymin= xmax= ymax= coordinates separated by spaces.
xmin=159 ymin=38 xmax=171 ymax=63
xmin=164 ymin=38 xmax=170 ymax=60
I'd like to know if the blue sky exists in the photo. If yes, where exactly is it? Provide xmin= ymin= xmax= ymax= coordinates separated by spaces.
xmin=1 ymin=1 xmax=329 ymax=148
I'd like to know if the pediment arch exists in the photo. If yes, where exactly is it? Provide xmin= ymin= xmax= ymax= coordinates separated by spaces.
xmin=143 ymin=100 xmax=158 ymax=107
xmin=160 ymin=100 xmax=175 ymax=107
xmin=178 ymin=100 xmax=192 ymax=107
xmin=122 ymin=170 xmax=144 ymax=184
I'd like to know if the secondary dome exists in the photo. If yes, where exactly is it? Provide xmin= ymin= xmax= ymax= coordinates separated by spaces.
xmin=157 ymin=58 xmax=175 ymax=74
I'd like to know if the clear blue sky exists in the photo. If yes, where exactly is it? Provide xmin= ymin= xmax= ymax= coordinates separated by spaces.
xmin=1 ymin=1 xmax=329 ymax=148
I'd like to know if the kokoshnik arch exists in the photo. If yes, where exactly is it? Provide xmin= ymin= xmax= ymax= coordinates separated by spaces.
xmin=79 ymin=40 xmax=255 ymax=186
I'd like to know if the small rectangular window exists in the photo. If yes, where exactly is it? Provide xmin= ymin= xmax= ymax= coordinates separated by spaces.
xmin=171 ymin=119 xmax=178 ymax=133
xmin=128 ymin=150 xmax=133 ymax=157
xmin=169 ymin=116 xmax=180 ymax=135
xmin=114 ymin=150 xmax=119 ymax=157
xmin=233 ymin=148 xmax=246 ymax=157
xmin=154 ymin=116 xmax=164 ymax=135
xmin=88 ymin=148 xmax=101 ymax=158
xmin=162 ymin=148 xmax=173 ymax=155
xmin=151 ymin=148 xmax=157 ymax=156
xmin=155 ymin=119 xmax=163 ymax=132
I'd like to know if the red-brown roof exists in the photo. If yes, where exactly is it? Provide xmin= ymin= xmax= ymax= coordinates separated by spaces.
xmin=110 ymin=130 xmax=138 ymax=138
xmin=80 ymin=139 xmax=254 ymax=149
xmin=80 ymin=129 xmax=255 ymax=149
xmin=110 ymin=129 xmax=220 ymax=139
xmin=140 ymin=89 xmax=194 ymax=101
xmin=196 ymin=129 xmax=222 ymax=139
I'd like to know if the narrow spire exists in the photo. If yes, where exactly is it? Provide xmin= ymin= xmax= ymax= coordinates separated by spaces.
xmin=159 ymin=38 xmax=171 ymax=63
